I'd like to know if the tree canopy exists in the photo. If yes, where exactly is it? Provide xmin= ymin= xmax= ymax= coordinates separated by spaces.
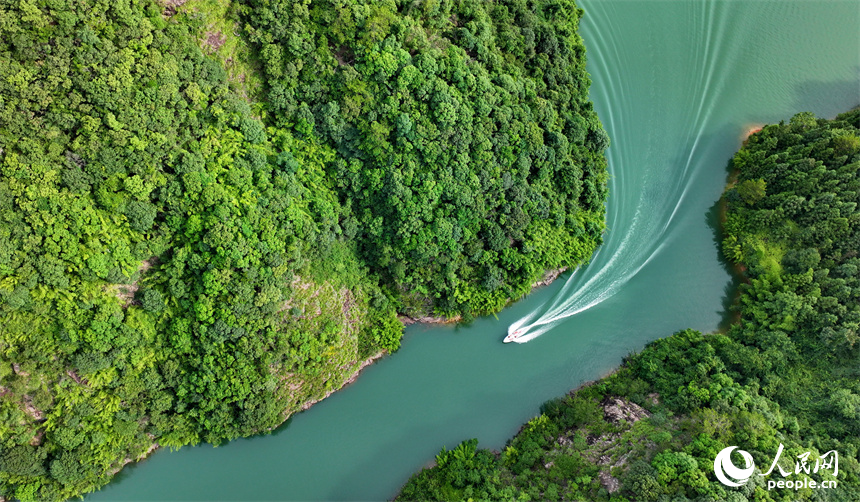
xmin=237 ymin=0 xmax=609 ymax=316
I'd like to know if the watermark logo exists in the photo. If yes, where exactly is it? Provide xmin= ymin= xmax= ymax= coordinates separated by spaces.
xmin=714 ymin=446 xmax=755 ymax=487
xmin=713 ymin=444 xmax=838 ymax=491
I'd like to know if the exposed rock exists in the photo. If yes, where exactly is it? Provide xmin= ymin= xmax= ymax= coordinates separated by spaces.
xmin=22 ymin=398 xmax=44 ymax=421
xmin=646 ymin=392 xmax=660 ymax=406
xmin=202 ymin=30 xmax=226 ymax=54
xmin=602 ymin=396 xmax=650 ymax=424
xmin=106 ymin=257 xmax=156 ymax=308
xmin=741 ymin=124 xmax=765 ymax=143
xmin=598 ymin=470 xmax=621 ymax=493
xmin=532 ymin=267 xmax=568 ymax=288
xmin=614 ymin=450 xmax=633 ymax=469
xmin=398 ymin=314 xmax=462 ymax=326
xmin=109 ymin=442 xmax=160 ymax=476
xmin=66 ymin=369 xmax=87 ymax=386
xmin=587 ymin=432 xmax=619 ymax=448
xmin=160 ymin=0 xmax=188 ymax=16
xmin=29 ymin=429 xmax=44 ymax=446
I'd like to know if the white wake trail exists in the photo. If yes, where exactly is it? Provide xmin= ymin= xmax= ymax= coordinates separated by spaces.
xmin=506 ymin=1 xmax=736 ymax=344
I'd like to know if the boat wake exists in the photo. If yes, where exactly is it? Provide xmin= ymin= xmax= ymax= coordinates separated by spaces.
xmin=505 ymin=0 xmax=741 ymax=344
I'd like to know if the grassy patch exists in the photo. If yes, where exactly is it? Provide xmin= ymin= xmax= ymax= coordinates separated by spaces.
xmin=178 ymin=0 xmax=264 ymax=105
xmin=746 ymin=233 xmax=785 ymax=277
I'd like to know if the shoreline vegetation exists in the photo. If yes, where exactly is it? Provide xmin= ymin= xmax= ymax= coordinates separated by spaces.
xmin=110 ymin=348 xmax=388 ymax=474
xmin=98 ymin=261 xmax=569 ymax=485
xmin=395 ymin=108 xmax=860 ymax=501
xmin=399 ymin=267 xmax=569 ymax=326
xmin=0 ymin=0 xmax=609 ymax=499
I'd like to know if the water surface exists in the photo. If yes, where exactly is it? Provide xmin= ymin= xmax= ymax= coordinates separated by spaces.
xmin=90 ymin=1 xmax=859 ymax=500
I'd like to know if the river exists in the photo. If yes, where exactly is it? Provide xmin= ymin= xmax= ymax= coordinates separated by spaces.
xmin=90 ymin=1 xmax=859 ymax=500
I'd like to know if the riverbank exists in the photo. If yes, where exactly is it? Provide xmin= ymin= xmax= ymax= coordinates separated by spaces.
xmin=741 ymin=123 xmax=764 ymax=143
xmin=116 ymin=348 xmax=388 ymax=476
xmin=530 ymin=267 xmax=569 ymax=288
xmin=111 ymin=265 xmax=573 ymax=483
xmin=298 ymin=350 xmax=386 ymax=412
xmin=398 ymin=267 xmax=570 ymax=326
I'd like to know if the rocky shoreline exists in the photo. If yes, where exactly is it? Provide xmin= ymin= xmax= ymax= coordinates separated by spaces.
xmin=398 ymin=314 xmax=462 ymax=326
xmin=531 ymin=267 xmax=568 ymax=288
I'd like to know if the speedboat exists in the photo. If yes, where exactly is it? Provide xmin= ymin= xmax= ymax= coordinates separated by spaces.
xmin=504 ymin=328 xmax=525 ymax=343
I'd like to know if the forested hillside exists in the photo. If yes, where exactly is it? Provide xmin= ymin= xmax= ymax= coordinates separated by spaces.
xmin=396 ymin=110 xmax=860 ymax=501
xmin=0 ymin=0 xmax=608 ymax=499
xmin=239 ymin=0 xmax=609 ymax=316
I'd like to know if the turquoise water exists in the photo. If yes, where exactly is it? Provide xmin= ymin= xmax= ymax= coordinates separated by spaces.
xmin=90 ymin=1 xmax=859 ymax=500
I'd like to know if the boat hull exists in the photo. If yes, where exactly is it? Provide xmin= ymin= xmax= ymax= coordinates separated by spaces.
xmin=504 ymin=328 xmax=532 ymax=343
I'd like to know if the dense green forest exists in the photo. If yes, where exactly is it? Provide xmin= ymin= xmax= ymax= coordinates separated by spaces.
xmin=396 ymin=109 xmax=860 ymax=501
xmin=0 ymin=0 xmax=607 ymax=499
xmin=239 ymin=0 xmax=609 ymax=316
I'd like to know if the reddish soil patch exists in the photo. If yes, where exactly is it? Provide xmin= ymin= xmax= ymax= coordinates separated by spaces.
xmin=741 ymin=124 xmax=764 ymax=143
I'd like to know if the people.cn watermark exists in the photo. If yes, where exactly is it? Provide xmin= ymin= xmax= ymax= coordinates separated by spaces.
xmin=714 ymin=444 xmax=838 ymax=491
